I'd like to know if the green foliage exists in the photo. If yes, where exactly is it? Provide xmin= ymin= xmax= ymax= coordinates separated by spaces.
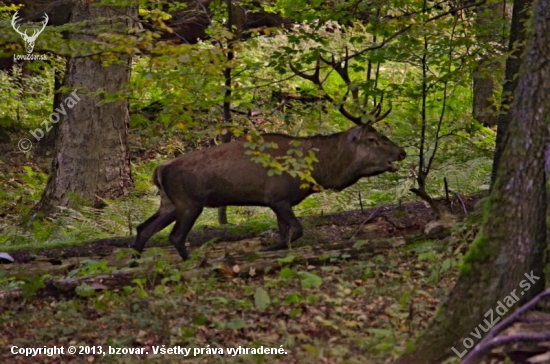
xmin=254 ymin=287 xmax=271 ymax=310
xmin=75 ymin=283 xmax=97 ymax=298
xmin=0 ymin=185 xmax=159 ymax=248
xmin=0 ymin=213 xmax=476 ymax=363
xmin=408 ymin=240 xmax=461 ymax=283
xmin=298 ymin=271 xmax=323 ymax=289
xmin=67 ymin=259 xmax=115 ymax=278
xmin=0 ymin=0 xmax=498 ymax=259
xmin=226 ymin=318 xmax=246 ymax=330
xmin=0 ymin=67 xmax=55 ymax=131
xmin=244 ymin=138 xmax=320 ymax=188
xmin=277 ymin=255 xmax=296 ymax=266
xmin=17 ymin=275 xmax=47 ymax=301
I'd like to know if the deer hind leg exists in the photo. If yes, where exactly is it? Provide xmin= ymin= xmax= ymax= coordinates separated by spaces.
xmin=134 ymin=191 xmax=177 ymax=255
xmin=168 ymin=204 xmax=204 ymax=261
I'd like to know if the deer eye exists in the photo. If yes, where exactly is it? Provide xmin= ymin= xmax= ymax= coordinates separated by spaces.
xmin=367 ymin=136 xmax=378 ymax=143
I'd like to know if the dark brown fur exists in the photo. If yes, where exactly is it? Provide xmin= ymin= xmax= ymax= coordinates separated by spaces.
xmin=134 ymin=124 xmax=406 ymax=260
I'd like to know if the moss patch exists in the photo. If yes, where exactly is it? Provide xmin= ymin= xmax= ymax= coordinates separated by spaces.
xmin=461 ymin=231 xmax=492 ymax=273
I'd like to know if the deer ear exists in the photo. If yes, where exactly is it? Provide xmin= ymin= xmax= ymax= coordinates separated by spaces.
xmin=348 ymin=126 xmax=363 ymax=143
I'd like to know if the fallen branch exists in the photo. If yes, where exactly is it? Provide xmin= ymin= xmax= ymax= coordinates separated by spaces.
xmin=0 ymin=271 xmax=135 ymax=301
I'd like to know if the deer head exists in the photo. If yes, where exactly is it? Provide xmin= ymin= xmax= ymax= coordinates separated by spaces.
xmin=12 ymin=12 xmax=48 ymax=54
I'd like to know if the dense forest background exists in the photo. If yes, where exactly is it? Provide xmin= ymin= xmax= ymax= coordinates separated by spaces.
xmin=1 ymin=0 xmax=549 ymax=363
xmin=0 ymin=0 xmax=499 ymax=225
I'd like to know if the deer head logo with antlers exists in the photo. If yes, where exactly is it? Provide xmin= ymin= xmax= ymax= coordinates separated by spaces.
xmin=11 ymin=11 xmax=48 ymax=54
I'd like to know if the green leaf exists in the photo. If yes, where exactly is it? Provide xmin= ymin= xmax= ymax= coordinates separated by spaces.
xmin=75 ymin=283 xmax=96 ymax=298
xmin=277 ymin=255 xmax=296 ymax=265
xmin=254 ymin=287 xmax=271 ymax=310
xmin=22 ymin=166 xmax=34 ymax=177
xmin=136 ymin=288 xmax=149 ymax=298
xmin=279 ymin=267 xmax=294 ymax=279
xmin=353 ymin=240 xmax=368 ymax=249
xmin=298 ymin=272 xmax=323 ymax=289
xmin=418 ymin=252 xmax=437 ymax=261
xmin=153 ymin=285 xmax=165 ymax=296
xmin=226 ymin=318 xmax=245 ymax=330
xmin=366 ymin=328 xmax=393 ymax=338
xmin=284 ymin=292 xmax=303 ymax=304
xmin=193 ymin=313 xmax=208 ymax=326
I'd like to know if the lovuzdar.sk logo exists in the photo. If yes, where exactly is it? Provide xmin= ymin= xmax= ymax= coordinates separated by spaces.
xmin=11 ymin=11 xmax=48 ymax=60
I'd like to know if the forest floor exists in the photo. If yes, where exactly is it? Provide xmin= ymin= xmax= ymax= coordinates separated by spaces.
xmin=0 ymin=194 xmax=482 ymax=364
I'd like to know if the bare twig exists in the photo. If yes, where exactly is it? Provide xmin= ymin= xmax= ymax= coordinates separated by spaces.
xmin=448 ymin=189 xmax=466 ymax=214
xmin=463 ymin=332 xmax=550 ymax=364
xmin=343 ymin=0 xmax=487 ymax=63
xmin=462 ymin=289 xmax=550 ymax=364
xmin=349 ymin=207 xmax=381 ymax=241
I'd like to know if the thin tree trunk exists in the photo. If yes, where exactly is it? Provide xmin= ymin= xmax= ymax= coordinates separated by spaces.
xmin=395 ymin=1 xmax=549 ymax=362
xmin=218 ymin=0 xmax=245 ymax=225
xmin=472 ymin=3 xmax=508 ymax=128
xmin=33 ymin=2 xmax=135 ymax=215
xmin=36 ymin=64 xmax=65 ymax=156
xmin=490 ymin=0 xmax=531 ymax=188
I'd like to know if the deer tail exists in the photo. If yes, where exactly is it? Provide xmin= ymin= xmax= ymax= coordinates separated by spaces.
xmin=152 ymin=165 xmax=165 ymax=192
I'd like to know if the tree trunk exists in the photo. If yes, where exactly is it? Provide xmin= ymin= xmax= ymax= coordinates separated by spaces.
xmin=36 ymin=65 xmax=64 ymax=156
xmin=36 ymin=1 xmax=74 ymax=156
xmin=490 ymin=0 xmax=532 ymax=187
xmin=472 ymin=73 xmax=498 ymax=127
xmin=0 ymin=126 xmax=11 ymax=143
xmin=217 ymin=0 xmax=245 ymax=226
xmin=472 ymin=3 xmax=508 ymax=128
xmin=395 ymin=1 xmax=549 ymax=362
xmin=33 ymin=2 xmax=134 ymax=215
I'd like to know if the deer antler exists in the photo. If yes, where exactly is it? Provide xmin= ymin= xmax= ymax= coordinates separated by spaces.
xmin=288 ymin=54 xmax=326 ymax=95
xmin=319 ymin=47 xmax=359 ymax=103
xmin=289 ymin=48 xmax=391 ymax=126
xmin=362 ymin=92 xmax=392 ymax=124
